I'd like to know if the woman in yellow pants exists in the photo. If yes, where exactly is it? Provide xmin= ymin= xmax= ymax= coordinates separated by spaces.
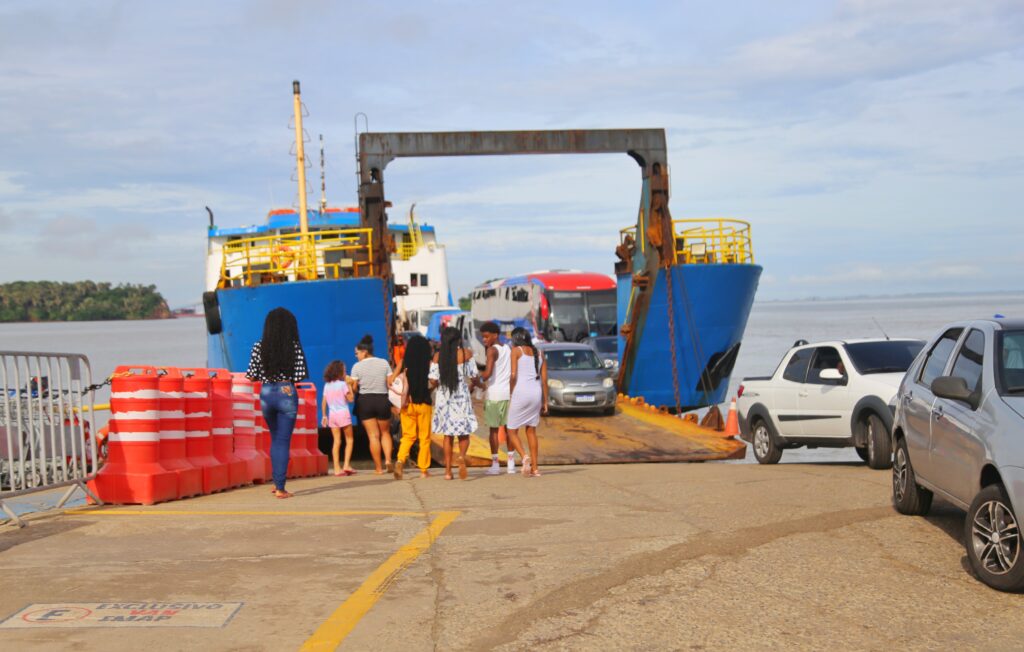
xmin=392 ymin=334 xmax=433 ymax=478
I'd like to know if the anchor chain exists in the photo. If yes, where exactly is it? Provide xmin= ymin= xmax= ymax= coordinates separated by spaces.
xmin=664 ymin=268 xmax=683 ymax=414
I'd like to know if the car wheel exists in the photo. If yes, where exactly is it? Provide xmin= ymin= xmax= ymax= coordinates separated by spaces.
xmin=603 ymin=406 xmax=616 ymax=416
xmin=855 ymin=446 xmax=869 ymax=463
xmin=966 ymin=484 xmax=1024 ymax=592
xmin=865 ymin=413 xmax=892 ymax=470
xmin=751 ymin=418 xmax=782 ymax=464
xmin=892 ymin=436 xmax=932 ymax=516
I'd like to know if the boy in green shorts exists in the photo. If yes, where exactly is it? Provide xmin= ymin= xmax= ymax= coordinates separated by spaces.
xmin=477 ymin=321 xmax=523 ymax=474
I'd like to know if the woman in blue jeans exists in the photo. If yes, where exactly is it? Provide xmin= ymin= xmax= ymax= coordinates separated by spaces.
xmin=245 ymin=307 xmax=309 ymax=499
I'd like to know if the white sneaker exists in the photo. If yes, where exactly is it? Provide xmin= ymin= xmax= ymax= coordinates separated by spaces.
xmin=486 ymin=461 xmax=501 ymax=475
xmin=507 ymin=455 xmax=516 ymax=474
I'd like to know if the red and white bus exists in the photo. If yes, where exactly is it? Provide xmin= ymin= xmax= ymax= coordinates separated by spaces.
xmin=469 ymin=270 xmax=617 ymax=364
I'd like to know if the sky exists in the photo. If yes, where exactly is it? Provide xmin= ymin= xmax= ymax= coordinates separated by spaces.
xmin=0 ymin=0 xmax=1021 ymax=307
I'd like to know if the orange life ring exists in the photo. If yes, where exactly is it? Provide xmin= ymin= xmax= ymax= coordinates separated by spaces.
xmin=272 ymin=244 xmax=294 ymax=270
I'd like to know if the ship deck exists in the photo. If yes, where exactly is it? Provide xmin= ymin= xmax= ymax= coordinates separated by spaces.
xmin=2 ymin=462 xmax=1018 ymax=650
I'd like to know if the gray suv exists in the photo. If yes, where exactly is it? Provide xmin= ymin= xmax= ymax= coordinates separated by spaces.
xmin=892 ymin=318 xmax=1024 ymax=591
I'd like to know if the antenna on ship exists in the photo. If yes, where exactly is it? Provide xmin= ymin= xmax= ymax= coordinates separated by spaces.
xmin=871 ymin=317 xmax=891 ymax=341
xmin=319 ymin=134 xmax=328 ymax=213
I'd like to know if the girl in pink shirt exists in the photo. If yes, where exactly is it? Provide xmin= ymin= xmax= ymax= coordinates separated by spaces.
xmin=321 ymin=360 xmax=355 ymax=476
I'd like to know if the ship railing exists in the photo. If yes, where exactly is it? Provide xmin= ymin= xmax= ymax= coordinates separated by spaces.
xmin=218 ymin=228 xmax=375 ymax=288
xmin=619 ymin=218 xmax=754 ymax=265
xmin=0 ymin=351 xmax=102 ymax=527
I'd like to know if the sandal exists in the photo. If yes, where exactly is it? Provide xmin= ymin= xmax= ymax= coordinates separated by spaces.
xmin=530 ymin=470 xmax=541 ymax=477
xmin=274 ymin=490 xmax=293 ymax=499
xmin=342 ymin=469 xmax=356 ymax=476
xmin=457 ymin=456 xmax=468 ymax=480
xmin=444 ymin=471 xmax=454 ymax=480
xmin=394 ymin=462 xmax=404 ymax=480
xmin=521 ymin=456 xmax=531 ymax=477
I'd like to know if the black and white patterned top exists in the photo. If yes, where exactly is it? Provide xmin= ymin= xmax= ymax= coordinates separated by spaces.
xmin=245 ymin=340 xmax=309 ymax=383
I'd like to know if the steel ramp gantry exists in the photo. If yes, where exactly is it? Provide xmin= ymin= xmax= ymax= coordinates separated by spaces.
xmin=355 ymin=129 xmax=675 ymax=402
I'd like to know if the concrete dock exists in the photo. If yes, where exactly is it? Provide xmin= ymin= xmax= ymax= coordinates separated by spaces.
xmin=2 ymin=461 xmax=1021 ymax=650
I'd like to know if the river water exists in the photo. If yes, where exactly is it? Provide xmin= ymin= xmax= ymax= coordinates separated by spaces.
xmin=2 ymin=293 xmax=1022 ymax=467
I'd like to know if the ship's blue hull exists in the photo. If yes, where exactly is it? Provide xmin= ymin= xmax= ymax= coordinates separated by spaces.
xmin=207 ymin=278 xmax=391 ymax=397
xmin=617 ymin=264 xmax=761 ymax=410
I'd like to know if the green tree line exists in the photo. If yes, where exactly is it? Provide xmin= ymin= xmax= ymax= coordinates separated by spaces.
xmin=0 ymin=281 xmax=171 ymax=322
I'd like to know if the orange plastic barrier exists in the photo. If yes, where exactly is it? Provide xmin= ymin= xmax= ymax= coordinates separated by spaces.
xmin=298 ymin=382 xmax=328 ymax=475
xmin=209 ymin=368 xmax=250 ymax=488
xmin=252 ymin=382 xmax=273 ymax=479
xmin=158 ymin=368 xmax=203 ymax=499
xmin=87 ymin=366 xmax=176 ymax=505
xmin=287 ymin=383 xmax=316 ymax=478
xmin=231 ymin=374 xmax=270 ymax=484
xmin=181 ymin=369 xmax=229 ymax=494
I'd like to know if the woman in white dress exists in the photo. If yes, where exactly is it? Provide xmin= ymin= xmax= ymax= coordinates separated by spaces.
xmin=429 ymin=326 xmax=478 ymax=480
xmin=507 ymin=327 xmax=548 ymax=477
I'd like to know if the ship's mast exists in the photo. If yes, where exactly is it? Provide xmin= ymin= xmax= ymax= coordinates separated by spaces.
xmin=292 ymin=81 xmax=309 ymax=236
xmin=319 ymin=134 xmax=328 ymax=212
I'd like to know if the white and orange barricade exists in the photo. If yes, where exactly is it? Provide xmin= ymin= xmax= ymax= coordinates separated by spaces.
xmin=232 ymin=373 xmax=270 ymax=484
xmin=158 ymin=368 xmax=203 ymax=499
xmin=209 ymin=368 xmax=250 ymax=488
xmin=181 ymin=369 xmax=229 ymax=494
xmin=298 ymin=382 xmax=328 ymax=475
xmin=252 ymin=382 xmax=273 ymax=480
xmin=88 ymin=366 xmax=177 ymax=505
xmin=287 ymin=384 xmax=317 ymax=478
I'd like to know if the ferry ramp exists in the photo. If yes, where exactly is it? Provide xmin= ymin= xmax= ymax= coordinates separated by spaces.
xmin=431 ymin=401 xmax=745 ymax=467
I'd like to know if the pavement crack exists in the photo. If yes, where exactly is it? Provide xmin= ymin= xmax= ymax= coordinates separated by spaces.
xmin=459 ymin=505 xmax=894 ymax=652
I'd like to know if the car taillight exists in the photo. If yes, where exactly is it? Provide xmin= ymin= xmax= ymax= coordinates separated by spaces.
xmin=738 ymin=384 xmax=744 ymax=398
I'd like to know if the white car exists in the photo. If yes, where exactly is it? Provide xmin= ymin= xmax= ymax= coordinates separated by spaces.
xmin=737 ymin=338 xmax=924 ymax=468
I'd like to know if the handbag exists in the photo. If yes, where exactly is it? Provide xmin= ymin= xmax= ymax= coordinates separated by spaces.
xmin=388 ymin=371 xmax=409 ymax=410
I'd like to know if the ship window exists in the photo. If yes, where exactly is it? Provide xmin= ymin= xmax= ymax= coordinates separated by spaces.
xmin=420 ymin=274 xmax=429 ymax=287
xmin=410 ymin=275 xmax=419 ymax=287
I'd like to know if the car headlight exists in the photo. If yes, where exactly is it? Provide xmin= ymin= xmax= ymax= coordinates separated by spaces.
xmin=547 ymin=379 xmax=564 ymax=389
xmin=602 ymin=377 xmax=614 ymax=389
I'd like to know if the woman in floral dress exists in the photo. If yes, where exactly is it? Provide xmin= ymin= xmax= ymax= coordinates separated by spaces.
xmin=429 ymin=326 xmax=478 ymax=480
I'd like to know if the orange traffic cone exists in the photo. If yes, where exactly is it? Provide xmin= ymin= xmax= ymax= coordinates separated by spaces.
xmin=723 ymin=398 xmax=740 ymax=438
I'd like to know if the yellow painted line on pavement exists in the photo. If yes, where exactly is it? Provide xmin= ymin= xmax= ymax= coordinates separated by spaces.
xmin=300 ymin=510 xmax=460 ymax=652
xmin=64 ymin=508 xmax=428 ymax=518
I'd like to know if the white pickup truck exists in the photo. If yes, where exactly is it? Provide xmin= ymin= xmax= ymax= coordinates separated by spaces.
xmin=737 ymin=338 xmax=924 ymax=468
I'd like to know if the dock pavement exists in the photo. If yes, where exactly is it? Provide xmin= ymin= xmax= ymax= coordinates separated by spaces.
xmin=1 ymin=461 xmax=1021 ymax=651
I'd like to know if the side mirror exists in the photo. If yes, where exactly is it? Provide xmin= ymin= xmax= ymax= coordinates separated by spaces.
xmin=819 ymin=368 xmax=843 ymax=380
xmin=932 ymin=376 xmax=976 ymax=407
xmin=604 ymin=359 xmax=615 ymax=369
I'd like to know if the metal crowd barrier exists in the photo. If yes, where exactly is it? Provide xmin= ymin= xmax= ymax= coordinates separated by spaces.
xmin=0 ymin=351 xmax=103 ymax=527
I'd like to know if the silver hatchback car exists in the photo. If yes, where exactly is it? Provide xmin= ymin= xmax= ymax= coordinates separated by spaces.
xmin=892 ymin=318 xmax=1024 ymax=591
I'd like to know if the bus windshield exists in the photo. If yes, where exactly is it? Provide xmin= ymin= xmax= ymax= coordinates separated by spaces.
xmin=548 ymin=289 xmax=617 ymax=341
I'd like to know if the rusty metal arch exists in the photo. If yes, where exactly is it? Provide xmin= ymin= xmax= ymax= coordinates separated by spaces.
xmin=356 ymin=129 xmax=676 ymax=396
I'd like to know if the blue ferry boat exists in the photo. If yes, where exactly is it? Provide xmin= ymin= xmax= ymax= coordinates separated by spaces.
xmin=204 ymin=87 xmax=761 ymax=415
xmin=614 ymin=219 xmax=760 ymax=410
xmin=203 ymin=85 xmax=454 ymax=395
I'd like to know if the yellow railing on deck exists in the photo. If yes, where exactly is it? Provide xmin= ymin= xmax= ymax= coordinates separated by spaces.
xmin=398 ymin=221 xmax=423 ymax=261
xmin=619 ymin=218 xmax=754 ymax=265
xmin=219 ymin=228 xmax=374 ymax=288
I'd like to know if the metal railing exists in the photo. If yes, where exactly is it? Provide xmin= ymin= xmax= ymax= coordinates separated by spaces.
xmin=620 ymin=218 xmax=755 ymax=265
xmin=1 ymin=351 xmax=102 ymax=526
xmin=218 ymin=228 xmax=375 ymax=288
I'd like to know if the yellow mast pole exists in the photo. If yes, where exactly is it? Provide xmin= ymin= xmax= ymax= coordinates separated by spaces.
xmin=293 ymin=81 xmax=310 ymax=274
